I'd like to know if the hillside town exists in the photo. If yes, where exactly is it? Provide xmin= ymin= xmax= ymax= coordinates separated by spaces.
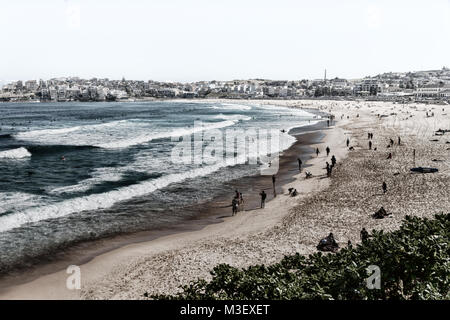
xmin=1 ymin=67 xmax=450 ymax=103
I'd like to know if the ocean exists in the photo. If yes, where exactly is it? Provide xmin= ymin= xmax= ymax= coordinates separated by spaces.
xmin=0 ymin=100 xmax=318 ymax=273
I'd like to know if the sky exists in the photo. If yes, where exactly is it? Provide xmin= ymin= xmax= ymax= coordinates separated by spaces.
xmin=1 ymin=0 xmax=449 ymax=83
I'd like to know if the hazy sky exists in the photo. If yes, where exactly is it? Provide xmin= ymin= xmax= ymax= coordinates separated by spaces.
xmin=1 ymin=0 xmax=449 ymax=83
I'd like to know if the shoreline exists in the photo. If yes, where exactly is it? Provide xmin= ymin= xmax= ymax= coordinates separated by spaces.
xmin=0 ymin=101 xmax=328 ymax=296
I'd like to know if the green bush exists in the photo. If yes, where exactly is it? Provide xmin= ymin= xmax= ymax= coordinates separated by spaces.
xmin=152 ymin=214 xmax=449 ymax=300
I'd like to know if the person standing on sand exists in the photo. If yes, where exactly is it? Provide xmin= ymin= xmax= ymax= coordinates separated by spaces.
xmin=297 ymin=157 xmax=302 ymax=172
xmin=260 ymin=190 xmax=267 ymax=208
xmin=382 ymin=181 xmax=387 ymax=194
xmin=346 ymin=138 xmax=350 ymax=147
xmin=316 ymin=148 xmax=320 ymax=157
xmin=272 ymin=175 xmax=276 ymax=197
xmin=361 ymin=228 xmax=369 ymax=243
xmin=239 ymin=193 xmax=244 ymax=212
xmin=326 ymin=146 xmax=330 ymax=157
xmin=331 ymin=155 xmax=336 ymax=167
xmin=369 ymin=140 xmax=372 ymax=150
xmin=398 ymin=136 xmax=401 ymax=145
xmin=232 ymin=197 xmax=238 ymax=216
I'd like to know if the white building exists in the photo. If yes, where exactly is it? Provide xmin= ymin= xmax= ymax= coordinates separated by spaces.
xmin=415 ymin=85 xmax=450 ymax=98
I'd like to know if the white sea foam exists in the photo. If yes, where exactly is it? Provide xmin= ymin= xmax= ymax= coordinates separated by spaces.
xmin=15 ymin=119 xmax=131 ymax=139
xmin=14 ymin=118 xmax=249 ymax=150
xmin=97 ymin=119 xmax=246 ymax=149
xmin=0 ymin=147 xmax=31 ymax=159
xmin=256 ymin=104 xmax=318 ymax=118
xmin=0 ymin=192 xmax=44 ymax=215
xmin=212 ymin=114 xmax=252 ymax=121
xmin=48 ymin=167 xmax=125 ymax=195
xmin=208 ymin=103 xmax=253 ymax=111
xmin=221 ymin=103 xmax=252 ymax=110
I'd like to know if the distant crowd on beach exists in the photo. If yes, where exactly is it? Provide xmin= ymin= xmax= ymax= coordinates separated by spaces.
xmin=229 ymin=111 xmax=409 ymax=226
xmin=230 ymin=115 xmax=341 ymax=216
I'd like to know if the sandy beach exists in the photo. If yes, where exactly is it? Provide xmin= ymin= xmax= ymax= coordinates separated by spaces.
xmin=0 ymin=99 xmax=449 ymax=300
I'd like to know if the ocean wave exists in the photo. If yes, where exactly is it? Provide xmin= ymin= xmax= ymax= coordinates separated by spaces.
xmin=221 ymin=103 xmax=252 ymax=110
xmin=0 ymin=130 xmax=296 ymax=232
xmin=0 ymin=163 xmax=230 ymax=232
xmin=97 ymin=119 xmax=246 ymax=149
xmin=0 ymin=192 xmax=44 ymax=215
xmin=256 ymin=104 xmax=317 ymax=117
xmin=0 ymin=147 xmax=31 ymax=159
xmin=26 ymin=145 xmax=99 ymax=155
xmin=47 ymin=151 xmax=169 ymax=196
xmin=208 ymin=103 xmax=253 ymax=111
xmin=212 ymin=114 xmax=252 ymax=121
xmin=15 ymin=119 xmax=132 ymax=139
xmin=13 ymin=118 xmax=250 ymax=150
xmin=47 ymin=167 xmax=125 ymax=195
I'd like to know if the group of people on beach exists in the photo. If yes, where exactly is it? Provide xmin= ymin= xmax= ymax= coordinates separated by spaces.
xmin=231 ymin=190 xmax=245 ymax=216
xmin=325 ymin=153 xmax=337 ymax=177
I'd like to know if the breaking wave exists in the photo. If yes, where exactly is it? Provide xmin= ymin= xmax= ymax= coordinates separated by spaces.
xmin=0 ymin=147 xmax=31 ymax=159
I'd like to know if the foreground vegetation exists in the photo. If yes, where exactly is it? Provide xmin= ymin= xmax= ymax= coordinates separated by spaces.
xmin=153 ymin=214 xmax=449 ymax=300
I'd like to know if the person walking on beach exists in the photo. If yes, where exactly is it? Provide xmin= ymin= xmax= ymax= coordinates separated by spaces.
xmin=331 ymin=155 xmax=336 ymax=167
xmin=316 ymin=148 xmax=320 ymax=157
xmin=259 ymin=190 xmax=267 ymax=208
xmin=272 ymin=174 xmax=276 ymax=197
xmin=382 ymin=181 xmax=387 ymax=194
xmin=232 ymin=197 xmax=238 ymax=216
xmin=361 ymin=228 xmax=369 ymax=243
xmin=346 ymin=138 xmax=350 ymax=147
xmin=326 ymin=146 xmax=330 ymax=157
xmin=297 ymin=157 xmax=302 ymax=172
xmin=239 ymin=193 xmax=245 ymax=212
